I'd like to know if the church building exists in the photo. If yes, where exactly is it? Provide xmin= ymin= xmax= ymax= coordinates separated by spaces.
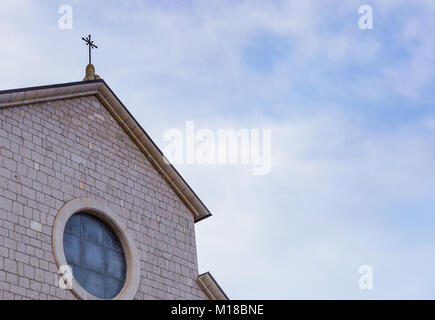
xmin=0 ymin=62 xmax=227 ymax=300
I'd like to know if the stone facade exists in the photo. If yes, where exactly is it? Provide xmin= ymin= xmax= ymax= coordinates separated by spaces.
xmin=0 ymin=94 xmax=208 ymax=300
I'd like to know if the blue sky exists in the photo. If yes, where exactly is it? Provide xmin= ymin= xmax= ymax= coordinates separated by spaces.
xmin=1 ymin=0 xmax=435 ymax=299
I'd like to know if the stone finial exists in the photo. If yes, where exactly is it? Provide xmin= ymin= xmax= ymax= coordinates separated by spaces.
xmin=83 ymin=63 xmax=101 ymax=81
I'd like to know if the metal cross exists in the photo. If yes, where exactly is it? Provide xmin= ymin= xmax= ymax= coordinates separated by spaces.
xmin=82 ymin=35 xmax=98 ymax=65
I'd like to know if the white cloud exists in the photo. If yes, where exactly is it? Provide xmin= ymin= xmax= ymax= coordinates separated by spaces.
xmin=191 ymin=110 xmax=435 ymax=298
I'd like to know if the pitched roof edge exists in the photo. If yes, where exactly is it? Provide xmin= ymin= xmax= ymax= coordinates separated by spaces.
xmin=197 ymin=272 xmax=229 ymax=300
xmin=0 ymin=80 xmax=212 ymax=223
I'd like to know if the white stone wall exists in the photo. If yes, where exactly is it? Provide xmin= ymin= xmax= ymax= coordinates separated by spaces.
xmin=0 ymin=95 xmax=208 ymax=300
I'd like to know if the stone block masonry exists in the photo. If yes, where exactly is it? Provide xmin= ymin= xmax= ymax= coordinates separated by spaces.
xmin=0 ymin=96 xmax=208 ymax=300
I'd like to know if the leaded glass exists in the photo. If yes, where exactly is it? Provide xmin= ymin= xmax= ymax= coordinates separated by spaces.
xmin=63 ymin=212 xmax=126 ymax=299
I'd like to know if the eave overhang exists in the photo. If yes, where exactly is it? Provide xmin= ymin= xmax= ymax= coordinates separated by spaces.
xmin=197 ymin=272 xmax=229 ymax=300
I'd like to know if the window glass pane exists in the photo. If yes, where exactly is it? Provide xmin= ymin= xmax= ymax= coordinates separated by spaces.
xmin=65 ymin=214 xmax=81 ymax=235
xmin=103 ymin=225 xmax=122 ymax=251
xmin=63 ymin=212 xmax=126 ymax=299
xmin=71 ymin=265 xmax=82 ymax=284
xmin=105 ymin=248 xmax=126 ymax=280
xmin=83 ymin=269 xmax=105 ymax=298
xmin=105 ymin=277 xmax=123 ymax=299
xmin=83 ymin=240 xmax=105 ymax=272
xmin=64 ymin=233 xmax=81 ymax=266
xmin=81 ymin=214 xmax=103 ymax=244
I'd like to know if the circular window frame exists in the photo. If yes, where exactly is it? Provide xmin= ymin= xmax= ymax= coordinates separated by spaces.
xmin=52 ymin=198 xmax=140 ymax=300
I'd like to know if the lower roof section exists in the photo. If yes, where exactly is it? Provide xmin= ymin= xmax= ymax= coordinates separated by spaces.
xmin=197 ymin=272 xmax=229 ymax=300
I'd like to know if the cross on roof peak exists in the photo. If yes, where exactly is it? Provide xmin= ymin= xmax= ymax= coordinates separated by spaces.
xmin=81 ymin=35 xmax=101 ymax=81
xmin=82 ymin=34 xmax=98 ymax=65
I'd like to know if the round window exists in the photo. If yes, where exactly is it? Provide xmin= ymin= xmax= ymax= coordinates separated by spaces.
xmin=63 ymin=212 xmax=127 ymax=299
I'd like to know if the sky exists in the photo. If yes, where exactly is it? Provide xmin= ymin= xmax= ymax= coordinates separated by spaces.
xmin=1 ymin=0 xmax=435 ymax=299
